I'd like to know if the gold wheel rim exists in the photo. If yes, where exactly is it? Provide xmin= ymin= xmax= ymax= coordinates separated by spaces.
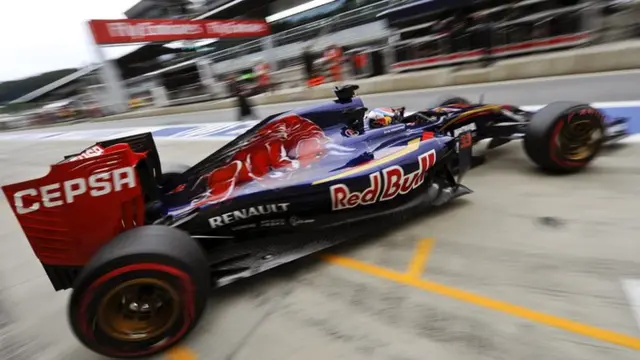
xmin=558 ymin=118 xmax=600 ymax=161
xmin=97 ymin=278 xmax=180 ymax=342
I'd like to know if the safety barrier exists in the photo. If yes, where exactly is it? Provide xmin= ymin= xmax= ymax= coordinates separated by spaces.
xmin=391 ymin=32 xmax=593 ymax=72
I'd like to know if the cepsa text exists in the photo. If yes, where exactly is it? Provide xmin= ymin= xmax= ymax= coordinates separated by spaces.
xmin=12 ymin=167 xmax=137 ymax=215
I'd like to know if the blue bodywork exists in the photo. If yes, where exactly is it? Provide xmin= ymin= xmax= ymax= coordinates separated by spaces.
xmin=164 ymin=96 xmax=459 ymax=230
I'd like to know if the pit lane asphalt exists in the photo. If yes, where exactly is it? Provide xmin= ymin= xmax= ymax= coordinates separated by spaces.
xmin=1 ymin=73 xmax=640 ymax=360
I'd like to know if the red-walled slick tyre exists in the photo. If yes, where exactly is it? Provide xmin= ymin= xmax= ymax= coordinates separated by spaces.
xmin=68 ymin=226 xmax=209 ymax=359
xmin=524 ymin=101 xmax=606 ymax=173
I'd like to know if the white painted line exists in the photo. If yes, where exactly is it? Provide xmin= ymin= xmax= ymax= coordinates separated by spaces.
xmin=520 ymin=105 xmax=543 ymax=111
xmin=620 ymin=135 xmax=640 ymax=143
xmin=591 ymin=101 xmax=640 ymax=108
xmin=621 ymin=279 xmax=640 ymax=331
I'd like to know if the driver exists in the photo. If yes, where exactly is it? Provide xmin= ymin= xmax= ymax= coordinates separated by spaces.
xmin=366 ymin=107 xmax=404 ymax=129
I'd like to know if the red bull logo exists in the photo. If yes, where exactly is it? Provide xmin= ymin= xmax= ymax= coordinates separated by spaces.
xmin=330 ymin=149 xmax=436 ymax=211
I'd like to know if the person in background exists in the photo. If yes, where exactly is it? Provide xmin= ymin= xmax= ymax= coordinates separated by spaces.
xmin=324 ymin=44 xmax=344 ymax=83
xmin=230 ymin=73 xmax=256 ymax=121
xmin=449 ymin=11 xmax=466 ymax=53
xmin=474 ymin=12 xmax=495 ymax=67
xmin=353 ymin=50 xmax=368 ymax=77
xmin=254 ymin=58 xmax=271 ymax=94
xmin=302 ymin=45 xmax=315 ymax=83
xmin=225 ymin=74 xmax=236 ymax=99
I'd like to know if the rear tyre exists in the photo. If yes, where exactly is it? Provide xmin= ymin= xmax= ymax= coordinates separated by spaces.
xmin=523 ymin=101 xmax=605 ymax=173
xmin=68 ymin=226 xmax=209 ymax=359
xmin=431 ymin=95 xmax=471 ymax=107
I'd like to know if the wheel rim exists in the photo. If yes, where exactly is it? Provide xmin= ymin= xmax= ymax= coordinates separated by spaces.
xmin=97 ymin=278 xmax=180 ymax=342
xmin=557 ymin=116 xmax=602 ymax=161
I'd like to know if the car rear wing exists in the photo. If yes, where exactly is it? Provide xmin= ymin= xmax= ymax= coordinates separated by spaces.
xmin=2 ymin=143 xmax=148 ymax=290
xmin=60 ymin=132 xmax=163 ymax=181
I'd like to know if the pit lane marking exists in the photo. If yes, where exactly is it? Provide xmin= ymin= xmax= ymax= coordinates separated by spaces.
xmin=320 ymin=246 xmax=640 ymax=351
xmin=405 ymin=238 xmax=435 ymax=278
xmin=165 ymin=346 xmax=197 ymax=360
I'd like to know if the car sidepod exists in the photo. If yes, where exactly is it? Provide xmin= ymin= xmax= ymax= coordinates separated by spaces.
xmin=314 ymin=135 xmax=470 ymax=222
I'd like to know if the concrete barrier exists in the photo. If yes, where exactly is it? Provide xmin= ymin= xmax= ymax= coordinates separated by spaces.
xmin=94 ymin=40 xmax=640 ymax=122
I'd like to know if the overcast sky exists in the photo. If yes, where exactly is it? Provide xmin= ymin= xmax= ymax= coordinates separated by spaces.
xmin=0 ymin=0 xmax=143 ymax=82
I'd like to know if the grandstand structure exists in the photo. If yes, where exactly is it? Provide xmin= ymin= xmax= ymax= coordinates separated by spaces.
xmin=8 ymin=0 xmax=636 ymax=117
xmin=11 ymin=0 xmax=395 ymax=110
xmin=119 ymin=0 xmax=394 ymax=102
xmin=381 ymin=0 xmax=596 ymax=72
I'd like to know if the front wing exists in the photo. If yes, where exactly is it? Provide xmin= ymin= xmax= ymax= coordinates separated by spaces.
xmin=480 ymin=115 xmax=630 ymax=144
xmin=604 ymin=116 xmax=629 ymax=143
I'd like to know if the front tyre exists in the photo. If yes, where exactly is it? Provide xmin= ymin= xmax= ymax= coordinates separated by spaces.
xmin=68 ymin=226 xmax=209 ymax=359
xmin=523 ymin=101 xmax=605 ymax=173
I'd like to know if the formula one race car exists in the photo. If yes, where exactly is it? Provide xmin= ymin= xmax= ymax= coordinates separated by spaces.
xmin=1 ymin=85 xmax=627 ymax=358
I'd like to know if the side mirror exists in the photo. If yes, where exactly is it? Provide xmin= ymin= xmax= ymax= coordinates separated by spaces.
xmin=334 ymin=84 xmax=360 ymax=102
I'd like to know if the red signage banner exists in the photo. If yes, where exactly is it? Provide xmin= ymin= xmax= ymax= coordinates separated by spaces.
xmin=88 ymin=19 xmax=271 ymax=45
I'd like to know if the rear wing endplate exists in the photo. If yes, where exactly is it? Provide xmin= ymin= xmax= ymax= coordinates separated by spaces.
xmin=2 ymin=144 xmax=147 ymax=267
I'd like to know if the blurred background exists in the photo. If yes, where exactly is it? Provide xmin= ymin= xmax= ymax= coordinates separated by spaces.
xmin=0 ymin=0 xmax=637 ymax=130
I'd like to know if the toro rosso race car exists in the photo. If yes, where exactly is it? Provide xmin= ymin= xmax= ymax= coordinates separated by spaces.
xmin=1 ymin=85 xmax=628 ymax=358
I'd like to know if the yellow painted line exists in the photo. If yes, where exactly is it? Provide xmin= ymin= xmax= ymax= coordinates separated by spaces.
xmin=165 ymin=346 xmax=198 ymax=360
xmin=405 ymin=238 xmax=435 ymax=278
xmin=312 ymin=138 xmax=421 ymax=185
xmin=320 ymin=253 xmax=640 ymax=351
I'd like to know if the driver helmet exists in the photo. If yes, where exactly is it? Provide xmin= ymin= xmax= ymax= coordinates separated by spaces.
xmin=366 ymin=108 xmax=398 ymax=128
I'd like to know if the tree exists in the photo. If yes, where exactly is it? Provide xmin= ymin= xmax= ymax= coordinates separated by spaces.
xmin=0 ymin=68 xmax=78 ymax=104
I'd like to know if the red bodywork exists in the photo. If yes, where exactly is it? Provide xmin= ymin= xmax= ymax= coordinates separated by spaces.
xmin=2 ymin=144 xmax=146 ymax=266
xmin=193 ymin=114 xmax=330 ymax=206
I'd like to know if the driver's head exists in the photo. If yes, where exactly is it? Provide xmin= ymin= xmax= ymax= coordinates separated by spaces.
xmin=366 ymin=108 xmax=396 ymax=128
